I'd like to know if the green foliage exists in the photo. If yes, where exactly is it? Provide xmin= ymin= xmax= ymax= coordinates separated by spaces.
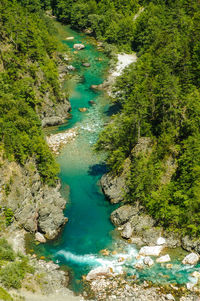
xmin=3 ymin=208 xmax=14 ymax=226
xmin=0 ymin=238 xmax=15 ymax=261
xmin=0 ymin=258 xmax=34 ymax=289
xmin=95 ymin=0 xmax=200 ymax=236
xmin=0 ymin=0 xmax=63 ymax=184
xmin=51 ymin=0 xmax=139 ymax=50
xmin=0 ymin=287 xmax=13 ymax=301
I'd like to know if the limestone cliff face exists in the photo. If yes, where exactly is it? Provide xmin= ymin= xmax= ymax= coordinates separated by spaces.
xmin=35 ymin=55 xmax=72 ymax=127
xmin=0 ymin=155 xmax=67 ymax=239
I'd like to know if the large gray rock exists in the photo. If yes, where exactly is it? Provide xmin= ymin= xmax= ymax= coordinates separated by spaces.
xmin=181 ymin=235 xmax=200 ymax=253
xmin=100 ymin=172 xmax=126 ymax=204
xmin=110 ymin=205 xmax=137 ymax=226
xmin=86 ymin=266 xmax=114 ymax=281
xmin=139 ymin=246 xmax=164 ymax=256
xmin=121 ymin=222 xmax=133 ymax=239
xmin=182 ymin=253 xmax=199 ymax=265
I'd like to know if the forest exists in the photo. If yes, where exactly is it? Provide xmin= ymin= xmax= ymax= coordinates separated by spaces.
xmin=51 ymin=0 xmax=200 ymax=236
xmin=0 ymin=0 xmax=66 ymax=185
xmin=1 ymin=0 xmax=200 ymax=236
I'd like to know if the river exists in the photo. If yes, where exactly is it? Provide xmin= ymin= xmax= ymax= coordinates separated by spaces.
xmin=32 ymin=24 xmax=200 ymax=294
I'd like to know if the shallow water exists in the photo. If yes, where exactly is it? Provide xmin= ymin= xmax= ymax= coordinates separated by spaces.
xmin=34 ymin=25 xmax=200 ymax=292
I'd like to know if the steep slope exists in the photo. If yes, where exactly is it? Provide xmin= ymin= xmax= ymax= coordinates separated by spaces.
xmin=0 ymin=0 xmax=70 ymax=237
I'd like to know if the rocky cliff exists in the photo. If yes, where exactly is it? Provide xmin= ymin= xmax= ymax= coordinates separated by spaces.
xmin=0 ymin=154 xmax=67 ymax=239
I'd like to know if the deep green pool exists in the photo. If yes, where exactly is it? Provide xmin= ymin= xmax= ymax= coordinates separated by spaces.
xmin=34 ymin=25 xmax=200 ymax=293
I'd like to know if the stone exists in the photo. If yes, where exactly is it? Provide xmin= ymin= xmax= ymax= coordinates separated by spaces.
xmin=66 ymin=36 xmax=74 ymax=40
xmin=166 ymin=264 xmax=173 ymax=269
xmin=139 ymin=246 xmax=164 ymax=257
xmin=192 ymin=271 xmax=200 ymax=278
xmin=86 ymin=266 xmax=114 ymax=281
xmin=79 ymin=107 xmax=87 ymax=112
xmin=166 ymin=294 xmax=175 ymax=301
xmin=90 ymin=84 xmax=104 ymax=90
xmin=143 ymin=256 xmax=154 ymax=267
xmin=157 ymin=237 xmax=166 ymax=245
xmin=100 ymin=172 xmax=127 ymax=204
xmin=100 ymin=249 xmax=110 ymax=256
xmin=82 ymin=63 xmax=91 ymax=67
xmin=134 ymin=262 xmax=144 ymax=270
xmin=182 ymin=253 xmax=199 ymax=265
xmin=35 ymin=232 xmax=46 ymax=243
xmin=186 ymin=282 xmax=195 ymax=290
xmin=67 ymin=65 xmax=75 ymax=71
xmin=89 ymin=100 xmax=96 ymax=105
xmin=73 ymin=43 xmax=85 ymax=50
xmin=110 ymin=205 xmax=136 ymax=226
xmin=121 ymin=222 xmax=133 ymax=239
xmin=156 ymin=254 xmax=171 ymax=263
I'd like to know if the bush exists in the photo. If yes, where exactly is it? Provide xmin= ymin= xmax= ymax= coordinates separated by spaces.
xmin=0 ymin=258 xmax=34 ymax=289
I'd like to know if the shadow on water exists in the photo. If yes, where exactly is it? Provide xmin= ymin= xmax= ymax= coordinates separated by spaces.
xmin=105 ymin=102 xmax=122 ymax=116
xmin=88 ymin=162 xmax=108 ymax=176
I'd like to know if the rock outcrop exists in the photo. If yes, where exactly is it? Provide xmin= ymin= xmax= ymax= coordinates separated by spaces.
xmin=0 ymin=157 xmax=68 ymax=239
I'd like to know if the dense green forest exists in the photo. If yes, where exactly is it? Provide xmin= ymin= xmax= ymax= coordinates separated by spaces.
xmin=2 ymin=0 xmax=200 ymax=236
xmin=0 ymin=0 xmax=67 ymax=184
xmin=51 ymin=0 xmax=200 ymax=236
xmin=95 ymin=0 xmax=200 ymax=236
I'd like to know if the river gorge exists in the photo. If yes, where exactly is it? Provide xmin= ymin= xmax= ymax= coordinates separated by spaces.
xmin=30 ymin=24 xmax=200 ymax=299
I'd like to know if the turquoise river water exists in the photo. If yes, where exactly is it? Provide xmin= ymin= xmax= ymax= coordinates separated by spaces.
xmin=34 ymin=25 xmax=200 ymax=293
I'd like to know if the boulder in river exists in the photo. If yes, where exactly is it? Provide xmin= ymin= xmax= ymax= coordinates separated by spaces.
xmin=35 ymin=232 xmax=46 ymax=243
xmin=182 ymin=253 xmax=199 ymax=265
xmin=100 ymin=171 xmax=127 ymax=204
xmin=73 ymin=43 xmax=85 ymax=50
xmin=139 ymin=246 xmax=164 ymax=256
xmin=143 ymin=256 xmax=154 ymax=267
xmin=156 ymin=254 xmax=171 ymax=263
xmin=79 ymin=107 xmax=87 ymax=112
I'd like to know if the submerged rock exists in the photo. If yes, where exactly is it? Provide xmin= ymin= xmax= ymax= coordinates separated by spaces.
xmin=89 ymin=100 xmax=96 ymax=105
xmin=139 ymin=246 xmax=164 ymax=256
xmin=82 ymin=62 xmax=91 ymax=67
xmin=182 ymin=253 xmax=199 ymax=265
xmin=78 ymin=107 xmax=87 ymax=112
xmin=73 ymin=43 xmax=85 ymax=50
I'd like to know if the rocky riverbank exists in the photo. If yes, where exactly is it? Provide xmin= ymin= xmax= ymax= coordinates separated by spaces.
xmin=84 ymin=273 xmax=199 ymax=301
xmin=4 ymin=229 xmax=82 ymax=301
xmin=46 ymin=128 xmax=77 ymax=155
